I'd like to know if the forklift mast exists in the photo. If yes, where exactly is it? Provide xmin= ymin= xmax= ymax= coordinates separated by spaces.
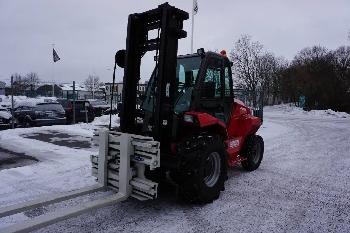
xmin=119 ymin=3 xmax=189 ymax=141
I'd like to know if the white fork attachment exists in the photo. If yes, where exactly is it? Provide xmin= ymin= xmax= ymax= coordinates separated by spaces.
xmin=0 ymin=129 xmax=160 ymax=233
xmin=91 ymin=130 xmax=160 ymax=200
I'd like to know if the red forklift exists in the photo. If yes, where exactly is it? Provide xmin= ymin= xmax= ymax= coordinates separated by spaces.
xmin=115 ymin=2 xmax=264 ymax=203
xmin=0 ymin=3 xmax=265 ymax=232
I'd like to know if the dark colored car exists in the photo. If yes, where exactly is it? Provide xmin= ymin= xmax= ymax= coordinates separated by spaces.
xmin=14 ymin=102 xmax=66 ymax=127
xmin=0 ymin=107 xmax=15 ymax=129
xmin=104 ymin=102 xmax=122 ymax=116
xmin=88 ymin=99 xmax=110 ymax=117
xmin=57 ymin=99 xmax=95 ymax=124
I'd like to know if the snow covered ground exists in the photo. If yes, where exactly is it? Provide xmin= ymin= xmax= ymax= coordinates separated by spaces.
xmin=0 ymin=106 xmax=350 ymax=232
xmin=264 ymin=104 xmax=350 ymax=119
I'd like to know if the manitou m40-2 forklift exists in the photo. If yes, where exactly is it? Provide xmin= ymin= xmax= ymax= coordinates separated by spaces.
xmin=111 ymin=2 xmax=264 ymax=203
xmin=0 ymin=3 xmax=264 ymax=233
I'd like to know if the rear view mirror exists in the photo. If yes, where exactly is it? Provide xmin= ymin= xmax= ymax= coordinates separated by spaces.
xmin=115 ymin=50 xmax=126 ymax=68
xmin=197 ymin=48 xmax=205 ymax=57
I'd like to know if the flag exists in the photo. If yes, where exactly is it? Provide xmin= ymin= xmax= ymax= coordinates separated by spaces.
xmin=53 ymin=48 xmax=60 ymax=62
xmin=193 ymin=0 xmax=199 ymax=15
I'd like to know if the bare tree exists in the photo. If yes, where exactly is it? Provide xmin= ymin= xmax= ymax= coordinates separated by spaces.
xmin=258 ymin=52 xmax=277 ymax=104
xmin=293 ymin=46 xmax=328 ymax=66
xmin=11 ymin=73 xmax=29 ymax=95
xmin=257 ymin=53 xmax=289 ymax=105
xmin=84 ymin=74 xmax=103 ymax=98
xmin=333 ymin=46 xmax=350 ymax=78
xmin=332 ymin=46 xmax=350 ymax=98
xmin=230 ymin=35 xmax=264 ymax=105
xmin=25 ymin=72 xmax=40 ymax=91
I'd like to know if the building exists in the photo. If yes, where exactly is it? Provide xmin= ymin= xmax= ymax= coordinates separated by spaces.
xmin=104 ymin=82 xmax=148 ymax=103
xmin=60 ymin=83 xmax=90 ymax=100
xmin=36 ymin=84 xmax=63 ymax=97
xmin=2 ymin=80 xmax=107 ymax=100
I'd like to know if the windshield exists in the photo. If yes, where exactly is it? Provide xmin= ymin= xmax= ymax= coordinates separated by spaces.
xmin=174 ymin=55 xmax=201 ymax=113
xmin=142 ymin=55 xmax=201 ymax=113
xmin=176 ymin=55 xmax=201 ymax=96
xmin=35 ymin=103 xmax=64 ymax=112
xmin=90 ymin=100 xmax=108 ymax=106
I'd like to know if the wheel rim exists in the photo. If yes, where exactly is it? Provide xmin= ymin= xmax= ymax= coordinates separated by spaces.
xmin=203 ymin=152 xmax=221 ymax=187
xmin=252 ymin=142 xmax=261 ymax=164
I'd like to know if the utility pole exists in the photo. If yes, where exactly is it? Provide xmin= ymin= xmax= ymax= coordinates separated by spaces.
xmin=92 ymin=75 xmax=95 ymax=99
xmin=85 ymin=102 xmax=89 ymax=123
xmin=11 ymin=76 xmax=14 ymax=129
xmin=73 ymin=81 xmax=76 ymax=124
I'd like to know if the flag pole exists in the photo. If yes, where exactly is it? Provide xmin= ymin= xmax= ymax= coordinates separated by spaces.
xmin=52 ymin=43 xmax=55 ymax=97
xmin=191 ymin=0 xmax=195 ymax=53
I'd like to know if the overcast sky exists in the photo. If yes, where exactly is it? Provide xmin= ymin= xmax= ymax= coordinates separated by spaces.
xmin=0 ymin=0 xmax=349 ymax=84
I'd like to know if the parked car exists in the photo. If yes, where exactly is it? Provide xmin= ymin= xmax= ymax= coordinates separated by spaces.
xmin=0 ymin=106 xmax=15 ymax=129
xmin=14 ymin=102 xmax=66 ymax=127
xmin=104 ymin=102 xmax=122 ymax=115
xmin=57 ymin=99 xmax=95 ymax=124
xmin=88 ymin=99 xmax=110 ymax=117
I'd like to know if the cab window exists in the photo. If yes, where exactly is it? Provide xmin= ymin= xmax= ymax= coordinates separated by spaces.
xmin=224 ymin=67 xmax=232 ymax=97
xmin=201 ymin=59 xmax=222 ymax=98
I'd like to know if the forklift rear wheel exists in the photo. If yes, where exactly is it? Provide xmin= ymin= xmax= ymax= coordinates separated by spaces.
xmin=178 ymin=136 xmax=227 ymax=203
xmin=241 ymin=135 xmax=264 ymax=171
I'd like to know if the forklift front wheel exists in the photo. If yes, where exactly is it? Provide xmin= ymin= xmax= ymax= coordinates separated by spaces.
xmin=178 ymin=136 xmax=227 ymax=203
xmin=203 ymin=152 xmax=222 ymax=187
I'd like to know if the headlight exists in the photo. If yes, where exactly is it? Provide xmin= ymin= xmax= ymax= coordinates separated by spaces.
xmin=183 ymin=114 xmax=194 ymax=123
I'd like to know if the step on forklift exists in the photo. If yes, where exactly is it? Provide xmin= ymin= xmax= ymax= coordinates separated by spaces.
xmin=0 ymin=3 xmax=263 ymax=232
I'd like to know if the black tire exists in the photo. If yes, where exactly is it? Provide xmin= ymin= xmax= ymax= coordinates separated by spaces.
xmin=177 ymin=136 xmax=227 ymax=203
xmin=24 ymin=116 xmax=33 ymax=128
xmin=241 ymin=135 xmax=264 ymax=171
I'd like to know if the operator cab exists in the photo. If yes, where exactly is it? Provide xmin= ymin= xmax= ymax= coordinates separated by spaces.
xmin=140 ymin=49 xmax=234 ymax=141
xmin=175 ymin=50 xmax=234 ymax=123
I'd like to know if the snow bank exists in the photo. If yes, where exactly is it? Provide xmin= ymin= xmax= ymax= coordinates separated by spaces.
xmin=0 ymin=115 xmax=120 ymax=140
xmin=0 ymin=129 xmax=97 ymax=217
xmin=0 ymin=114 xmax=119 ymax=213
xmin=264 ymin=104 xmax=350 ymax=119
xmin=0 ymin=95 xmax=57 ymax=108
xmin=0 ymin=110 xmax=11 ymax=119
xmin=91 ymin=114 xmax=120 ymax=127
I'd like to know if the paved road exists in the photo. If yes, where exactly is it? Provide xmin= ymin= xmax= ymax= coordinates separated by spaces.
xmin=30 ymin=114 xmax=350 ymax=233
xmin=23 ymin=130 xmax=92 ymax=149
xmin=0 ymin=147 xmax=38 ymax=171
